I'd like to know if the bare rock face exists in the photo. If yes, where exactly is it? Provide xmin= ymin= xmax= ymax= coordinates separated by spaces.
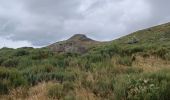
xmin=48 ymin=34 xmax=99 ymax=54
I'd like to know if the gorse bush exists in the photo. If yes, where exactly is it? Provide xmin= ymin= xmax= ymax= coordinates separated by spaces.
xmin=0 ymin=81 xmax=9 ymax=94
xmin=13 ymin=49 xmax=30 ymax=56
xmin=0 ymin=58 xmax=5 ymax=65
xmin=122 ymin=46 xmax=145 ymax=56
xmin=0 ymin=67 xmax=27 ymax=94
xmin=22 ymin=65 xmax=76 ymax=85
xmin=1 ymin=58 xmax=19 ymax=67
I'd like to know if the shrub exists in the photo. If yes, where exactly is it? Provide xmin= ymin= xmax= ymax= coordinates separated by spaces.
xmin=114 ymin=71 xmax=170 ymax=100
xmin=17 ymin=58 xmax=34 ymax=69
xmin=0 ymin=67 xmax=27 ymax=94
xmin=90 ymin=43 xmax=121 ymax=57
xmin=63 ymin=81 xmax=75 ymax=91
xmin=1 ymin=58 xmax=19 ymax=67
xmin=48 ymin=71 xmax=76 ymax=82
xmin=47 ymin=82 xmax=75 ymax=99
xmin=153 ymin=47 xmax=169 ymax=59
xmin=0 ymin=57 xmax=5 ymax=65
xmin=114 ymin=75 xmax=129 ymax=100
xmin=81 ymin=78 xmax=93 ymax=89
xmin=31 ymin=49 xmax=53 ymax=60
xmin=13 ymin=49 xmax=29 ymax=56
xmin=56 ymin=59 xmax=69 ymax=68
xmin=30 ymin=65 xmax=55 ymax=74
xmin=23 ymin=66 xmax=76 ymax=85
xmin=122 ymin=46 xmax=144 ymax=56
xmin=83 ymin=53 xmax=103 ymax=63
xmin=159 ymin=81 xmax=170 ymax=100
xmin=47 ymin=83 xmax=64 ymax=99
xmin=116 ymin=56 xmax=132 ymax=66
xmin=0 ymin=80 xmax=9 ymax=94
xmin=22 ymin=65 xmax=55 ymax=85
xmin=92 ymin=80 xmax=112 ymax=98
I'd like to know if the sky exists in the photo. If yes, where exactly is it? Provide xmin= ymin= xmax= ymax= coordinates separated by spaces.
xmin=0 ymin=0 xmax=170 ymax=48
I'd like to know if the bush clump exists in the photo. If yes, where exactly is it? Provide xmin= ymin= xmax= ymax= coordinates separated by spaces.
xmin=47 ymin=82 xmax=75 ymax=99
xmin=13 ymin=49 xmax=30 ymax=56
xmin=116 ymin=56 xmax=133 ymax=66
xmin=47 ymin=83 xmax=64 ymax=99
xmin=0 ymin=67 xmax=27 ymax=94
xmin=31 ymin=49 xmax=53 ymax=60
xmin=1 ymin=58 xmax=19 ymax=67
xmin=114 ymin=71 xmax=170 ymax=100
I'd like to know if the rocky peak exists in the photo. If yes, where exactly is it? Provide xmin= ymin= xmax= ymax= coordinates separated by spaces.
xmin=48 ymin=34 xmax=99 ymax=54
xmin=68 ymin=34 xmax=93 ymax=41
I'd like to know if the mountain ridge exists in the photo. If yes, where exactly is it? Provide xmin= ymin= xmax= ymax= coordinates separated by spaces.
xmin=48 ymin=22 xmax=170 ymax=54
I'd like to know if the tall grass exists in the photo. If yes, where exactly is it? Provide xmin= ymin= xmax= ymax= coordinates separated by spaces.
xmin=0 ymin=41 xmax=169 ymax=99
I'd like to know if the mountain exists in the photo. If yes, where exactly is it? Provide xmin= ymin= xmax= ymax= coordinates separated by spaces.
xmin=48 ymin=34 xmax=100 ymax=53
xmin=1 ymin=22 xmax=170 ymax=100
xmin=48 ymin=22 xmax=170 ymax=54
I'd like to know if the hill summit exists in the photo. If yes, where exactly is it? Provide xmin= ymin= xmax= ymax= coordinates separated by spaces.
xmin=48 ymin=34 xmax=99 ymax=53
xmin=68 ymin=34 xmax=94 ymax=42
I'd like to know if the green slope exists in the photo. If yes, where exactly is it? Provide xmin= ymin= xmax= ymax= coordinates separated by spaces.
xmin=0 ymin=22 xmax=170 ymax=100
xmin=115 ymin=22 xmax=170 ymax=45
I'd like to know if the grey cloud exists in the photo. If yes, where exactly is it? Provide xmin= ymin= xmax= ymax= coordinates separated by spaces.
xmin=147 ymin=0 xmax=170 ymax=24
xmin=0 ymin=0 xmax=170 ymax=47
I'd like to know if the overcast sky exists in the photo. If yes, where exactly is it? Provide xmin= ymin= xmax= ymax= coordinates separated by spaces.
xmin=0 ymin=0 xmax=170 ymax=48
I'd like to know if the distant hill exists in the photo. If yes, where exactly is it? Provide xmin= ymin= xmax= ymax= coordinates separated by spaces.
xmin=48 ymin=34 xmax=100 ymax=53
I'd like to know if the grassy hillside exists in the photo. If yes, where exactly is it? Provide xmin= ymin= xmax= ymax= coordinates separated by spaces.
xmin=115 ymin=22 xmax=170 ymax=52
xmin=0 ymin=23 xmax=170 ymax=100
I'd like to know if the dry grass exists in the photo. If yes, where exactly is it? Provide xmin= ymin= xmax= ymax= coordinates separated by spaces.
xmin=0 ymin=82 xmax=52 ymax=100
xmin=133 ymin=56 xmax=170 ymax=72
xmin=1 ymin=56 xmax=170 ymax=100
xmin=75 ymin=88 xmax=99 ymax=100
xmin=0 ymin=81 xmax=99 ymax=100
xmin=26 ymin=82 xmax=49 ymax=100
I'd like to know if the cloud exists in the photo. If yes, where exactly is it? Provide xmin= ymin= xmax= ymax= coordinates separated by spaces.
xmin=146 ymin=0 xmax=170 ymax=24
xmin=0 ymin=36 xmax=33 ymax=48
xmin=0 ymin=0 xmax=170 ymax=47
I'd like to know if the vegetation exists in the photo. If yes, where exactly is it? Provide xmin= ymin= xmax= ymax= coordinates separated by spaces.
xmin=0 ymin=22 xmax=170 ymax=99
